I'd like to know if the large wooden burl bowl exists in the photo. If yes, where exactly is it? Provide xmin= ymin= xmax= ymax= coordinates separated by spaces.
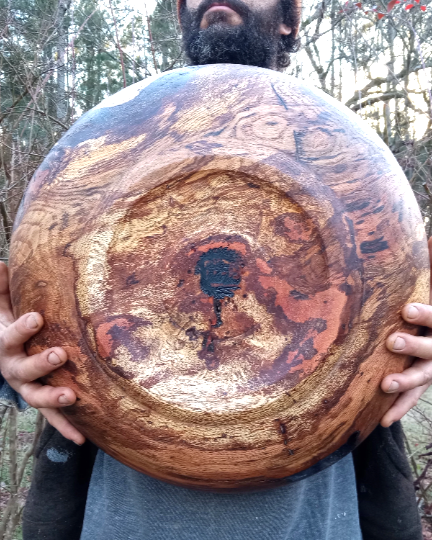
xmin=9 ymin=65 xmax=430 ymax=491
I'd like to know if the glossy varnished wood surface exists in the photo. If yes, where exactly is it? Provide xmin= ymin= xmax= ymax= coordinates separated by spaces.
xmin=9 ymin=65 xmax=430 ymax=490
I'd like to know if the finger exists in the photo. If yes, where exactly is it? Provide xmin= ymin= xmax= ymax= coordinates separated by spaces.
xmin=0 ymin=312 xmax=44 ymax=353
xmin=381 ymin=358 xmax=432 ymax=393
xmin=40 ymin=407 xmax=86 ymax=445
xmin=19 ymin=381 xmax=77 ymax=409
xmin=380 ymin=384 xmax=426 ymax=427
xmin=386 ymin=332 xmax=432 ymax=360
xmin=0 ymin=262 xmax=14 ymax=326
xmin=9 ymin=347 xmax=68 ymax=384
xmin=400 ymin=303 xmax=432 ymax=329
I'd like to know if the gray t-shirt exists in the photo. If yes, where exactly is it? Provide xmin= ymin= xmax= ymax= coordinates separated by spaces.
xmin=80 ymin=450 xmax=362 ymax=540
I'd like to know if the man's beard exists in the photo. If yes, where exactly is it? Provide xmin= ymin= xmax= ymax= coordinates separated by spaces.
xmin=181 ymin=0 xmax=283 ymax=69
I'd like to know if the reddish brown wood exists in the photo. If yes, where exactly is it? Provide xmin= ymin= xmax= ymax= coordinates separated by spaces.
xmin=9 ymin=64 xmax=430 ymax=491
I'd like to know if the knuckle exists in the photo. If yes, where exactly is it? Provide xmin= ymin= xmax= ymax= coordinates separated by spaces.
xmin=20 ymin=388 xmax=35 ymax=408
xmin=0 ymin=332 xmax=14 ymax=352
xmin=409 ymin=398 xmax=419 ymax=409
xmin=412 ymin=340 xmax=427 ymax=357
xmin=1 ymin=324 xmax=25 ymax=351
xmin=423 ymin=371 xmax=432 ymax=385
xmin=13 ymin=363 xmax=26 ymax=383
xmin=20 ymin=383 xmax=49 ymax=409
xmin=0 ymin=356 xmax=12 ymax=381
xmin=0 ymin=360 xmax=12 ymax=381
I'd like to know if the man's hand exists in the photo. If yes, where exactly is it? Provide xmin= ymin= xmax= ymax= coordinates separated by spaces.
xmin=381 ymin=237 xmax=432 ymax=427
xmin=0 ymin=262 xmax=85 ymax=444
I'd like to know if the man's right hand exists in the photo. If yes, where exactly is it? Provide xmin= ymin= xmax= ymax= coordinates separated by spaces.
xmin=0 ymin=262 xmax=85 ymax=445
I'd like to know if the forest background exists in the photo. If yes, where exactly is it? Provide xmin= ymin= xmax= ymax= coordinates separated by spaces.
xmin=0 ymin=0 xmax=432 ymax=537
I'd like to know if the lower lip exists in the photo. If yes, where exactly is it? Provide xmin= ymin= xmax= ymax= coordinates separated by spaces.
xmin=206 ymin=5 xmax=237 ymax=15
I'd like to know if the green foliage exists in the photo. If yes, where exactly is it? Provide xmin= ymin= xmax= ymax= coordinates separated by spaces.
xmin=149 ymin=0 xmax=182 ymax=71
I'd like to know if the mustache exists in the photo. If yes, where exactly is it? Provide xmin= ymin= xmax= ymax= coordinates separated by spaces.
xmin=191 ymin=0 xmax=254 ymax=27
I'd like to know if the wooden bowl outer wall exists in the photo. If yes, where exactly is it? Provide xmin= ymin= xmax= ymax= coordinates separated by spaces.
xmin=9 ymin=65 xmax=430 ymax=491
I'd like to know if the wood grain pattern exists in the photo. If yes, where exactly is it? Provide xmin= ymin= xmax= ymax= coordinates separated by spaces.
xmin=9 ymin=64 xmax=430 ymax=491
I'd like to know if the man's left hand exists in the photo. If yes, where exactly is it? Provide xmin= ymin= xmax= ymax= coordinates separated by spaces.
xmin=381 ymin=237 xmax=432 ymax=427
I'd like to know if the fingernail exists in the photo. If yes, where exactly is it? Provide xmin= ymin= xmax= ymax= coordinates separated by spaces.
xmin=58 ymin=395 xmax=71 ymax=405
xmin=74 ymin=441 xmax=84 ymax=446
xmin=386 ymin=381 xmax=400 ymax=393
xmin=407 ymin=305 xmax=419 ymax=319
xmin=26 ymin=314 xmax=39 ymax=329
xmin=48 ymin=352 xmax=62 ymax=365
xmin=393 ymin=337 xmax=406 ymax=351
